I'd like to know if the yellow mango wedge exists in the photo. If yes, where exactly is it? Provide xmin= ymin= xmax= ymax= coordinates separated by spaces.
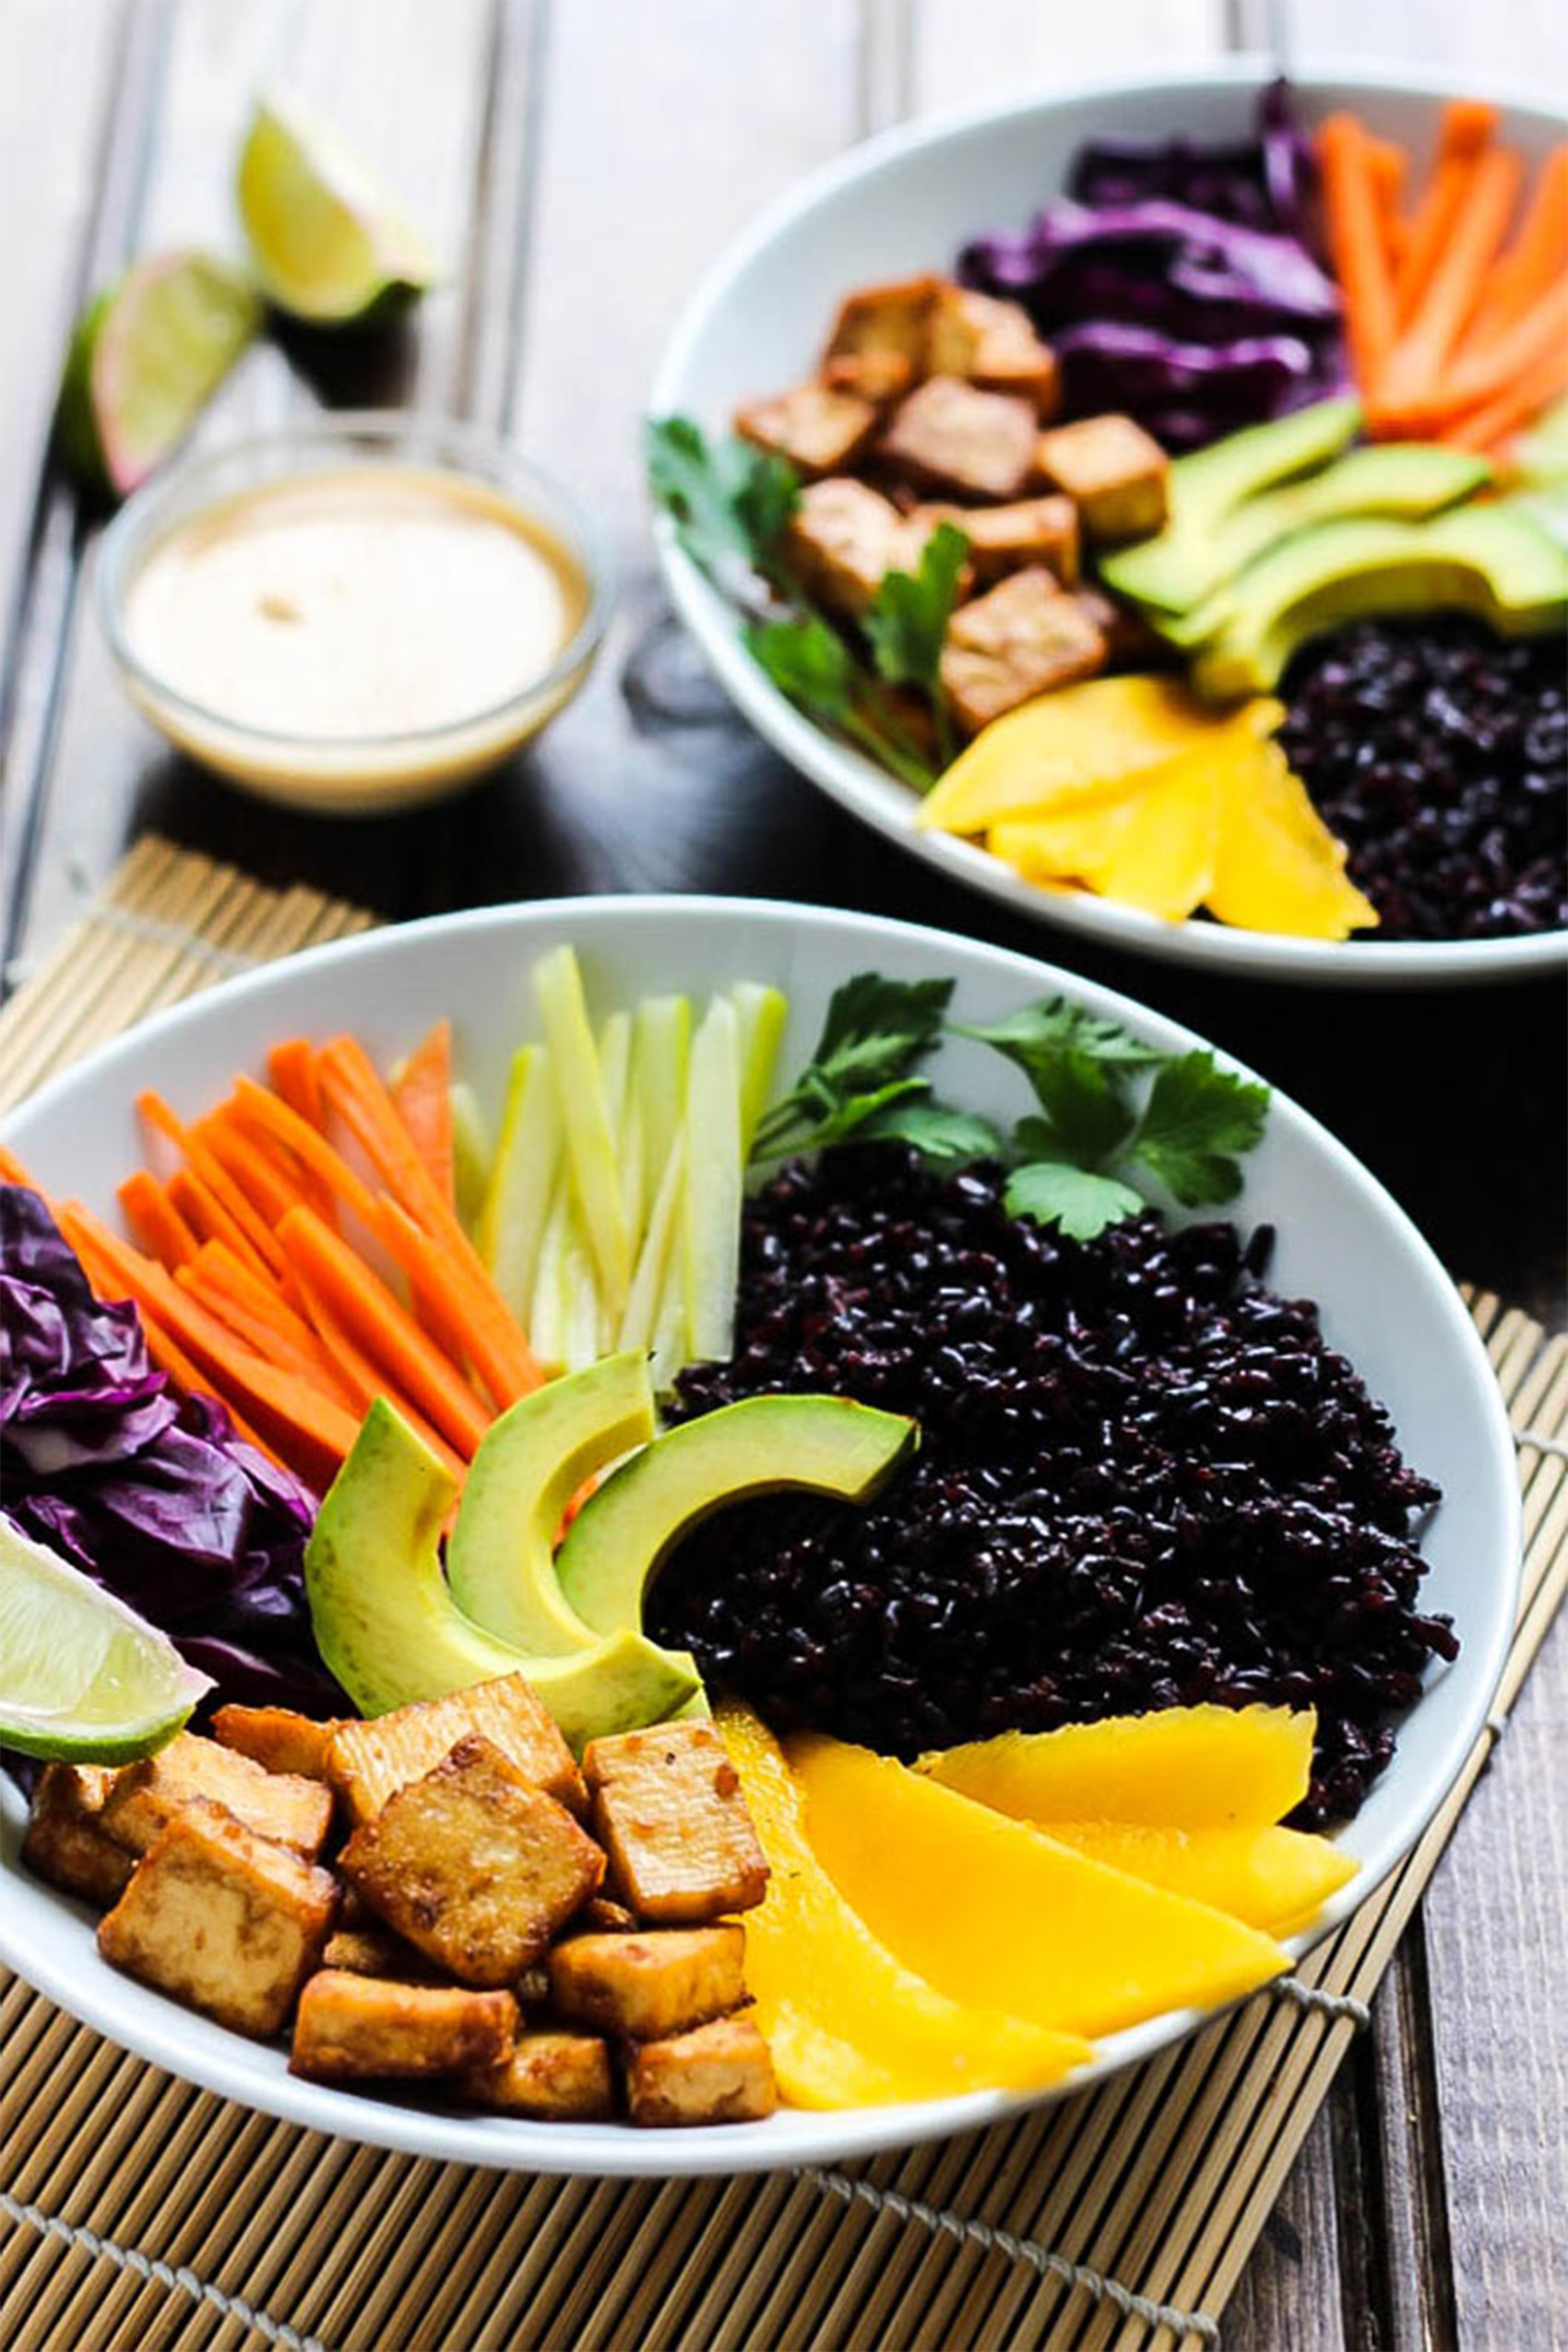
xmin=920 ymin=1706 xmax=1315 ymax=1829
xmin=793 ymin=1734 xmax=1287 ymax=2041
xmin=991 ymin=744 xmax=1224 ymax=921
xmin=1207 ymin=742 xmax=1378 ymax=939
xmin=1041 ymin=1822 xmax=1357 ymax=1937
xmin=917 ymin=679 xmax=1280 ymax=837
xmin=718 ymin=1702 xmax=1089 ymax=2108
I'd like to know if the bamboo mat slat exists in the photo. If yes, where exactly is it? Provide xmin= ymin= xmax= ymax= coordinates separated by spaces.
xmin=1 ymin=838 xmax=1562 ymax=2352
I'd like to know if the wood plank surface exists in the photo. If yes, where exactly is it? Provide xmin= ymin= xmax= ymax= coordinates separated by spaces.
xmin=0 ymin=5 xmax=1563 ymax=2348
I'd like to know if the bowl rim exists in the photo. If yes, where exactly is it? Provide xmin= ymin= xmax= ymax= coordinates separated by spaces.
xmin=647 ymin=54 xmax=1568 ymax=988
xmin=97 ymin=410 xmax=615 ymax=755
xmin=0 ymin=891 xmax=1523 ymax=2177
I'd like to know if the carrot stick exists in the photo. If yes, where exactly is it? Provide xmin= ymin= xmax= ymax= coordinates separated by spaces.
xmin=1382 ymin=284 xmax=1568 ymax=431
xmin=117 ymin=1172 xmax=200 ymax=1272
xmin=1442 ymin=341 xmax=1568 ymax=450
xmin=229 ymin=1075 xmax=382 ymax=1230
xmin=263 ymin=1041 xmax=337 ymax=1220
xmin=1379 ymin=148 xmax=1526 ymax=412
xmin=137 ymin=1091 xmax=289 ymax=1279
xmin=177 ymin=1261 xmax=357 ymax=1408
xmin=276 ymin=1206 xmax=493 ymax=1458
xmin=196 ymin=1112 xmax=310 ymax=1229
xmin=391 ymin=1020 xmax=455 ymax=1206
xmin=287 ymin=1262 xmax=468 ymax=1481
xmin=165 ymin=1167 xmax=274 ymax=1281
xmin=56 ymin=1201 xmax=360 ymax=1491
xmin=1472 ymin=145 xmax=1568 ymax=338
xmin=370 ymin=1194 xmax=540 ymax=1411
xmin=1393 ymin=100 xmax=1498 ymax=327
xmin=315 ymin=1037 xmax=541 ymax=1396
xmin=1319 ymin=113 xmax=1401 ymax=395
xmin=191 ymin=1237 xmax=316 ymax=1346
xmin=0 ymin=1143 xmax=35 ymax=1185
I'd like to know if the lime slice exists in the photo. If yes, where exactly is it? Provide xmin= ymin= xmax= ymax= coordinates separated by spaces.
xmin=0 ymin=1515 xmax=212 ymax=1763
xmin=237 ymin=94 xmax=436 ymax=323
xmin=55 ymin=251 xmax=260 ymax=498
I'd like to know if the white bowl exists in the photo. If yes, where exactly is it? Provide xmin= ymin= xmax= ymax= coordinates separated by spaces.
xmin=0 ymin=896 xmax=1519 ymax=2177
xmin=649 ymin=60 xmax=1568 ymax=988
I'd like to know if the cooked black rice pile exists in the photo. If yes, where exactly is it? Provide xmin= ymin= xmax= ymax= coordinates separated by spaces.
xmin=653 ymin=1148 xmax=1453 ymax=1826
xmin=1278 ymin=614 xmax=1567 ymax=942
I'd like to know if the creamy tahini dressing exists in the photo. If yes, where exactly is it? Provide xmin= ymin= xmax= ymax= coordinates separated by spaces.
xmin=125 ymin=467 xmax=587 ymax=745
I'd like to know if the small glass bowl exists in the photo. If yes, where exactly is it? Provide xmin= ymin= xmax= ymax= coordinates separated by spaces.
xmin=98 ymin=412 xmax=612 ymax=815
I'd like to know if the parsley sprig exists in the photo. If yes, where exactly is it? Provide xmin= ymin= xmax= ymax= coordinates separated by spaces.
xmin=645 ymin=417 xmax=967 ymax=790
xmin=754 ymin=974 xmax=1270 ymax=1241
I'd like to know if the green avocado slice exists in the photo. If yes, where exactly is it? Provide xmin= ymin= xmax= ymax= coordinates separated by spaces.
xmin=554 ymin=1394 xmax=919 ymax=1636
xmin=445 ymin=1350 xmax=656 ymax=1655
xmin=304 ymin=1398 xmax=697 ymax=1742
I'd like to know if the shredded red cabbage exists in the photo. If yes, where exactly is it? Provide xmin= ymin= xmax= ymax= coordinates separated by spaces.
xmin=1 ymin=1183 xmax=343 ymax=1716
xmin=957 ymin=81 xmax=1347 ymax=449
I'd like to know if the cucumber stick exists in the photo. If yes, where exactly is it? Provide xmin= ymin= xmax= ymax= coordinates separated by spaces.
xmin=732 ymin=981 xmax=788 ymax=1154
xmin=477 ymin=1044 xmax=561 ymax=1315
xmin=631 ymin=995 xmax=691 ymax=1210
xmin=620 ymin=1134 xmax=684 ymax=1357
xmin=683 ymin=994 xmax=743 ymax=1364
xmin=598 ymin=1010 xmax=644 ymax=1265
xmin=448 ymin=1080 xmax=492 ymax=1231
xmin=534 ymin=945 xmax=631 ymax=1317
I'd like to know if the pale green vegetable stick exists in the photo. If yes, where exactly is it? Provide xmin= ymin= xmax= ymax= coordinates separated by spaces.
xmin=683 ymin=993 xmax=743 ymax=1365
xmin=534 ymin=944 xmax=631 ymax=1316
xmin=732 ymin=981 xmax=788 ymax=1154
xmin=477 ymin=1044 xmax=561 ymax=1319
xmin=631 ymin=994 xmax=691 ymax=1211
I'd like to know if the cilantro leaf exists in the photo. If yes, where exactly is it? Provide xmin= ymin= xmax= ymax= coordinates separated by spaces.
xmin=859 ymin=1099 xmax=1003 ymax=1165
xmin=1005 ymin=1161 xmax=1146 ymax=1240
xmin=956 ymin=998 xmax=1166 ymax=1073
xmin=807 ymin=1077 xmax=932 ymax=1149
xmin=814 ymin=974 xmax=953 ymax=1087
xmin=863 ymin=523 xmax=968 ymax=763
xmin=1128 ymin=1051 xmax=1271 ymax=1206
xmin=744 ymin=614 xmax=853 ymax=724
xmin=644 ymin=416 xmax=798 ymax=582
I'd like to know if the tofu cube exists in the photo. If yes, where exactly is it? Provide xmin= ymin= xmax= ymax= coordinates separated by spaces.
xmin=925 ymin=285 xmax=1061 ymax=417
xmin=321 ymin=1925 xmax=443 ymax=1981
xmin=1034 ymin=414 xmax=1170 ymax=542
xmin=822 ymin=348 xmax=916 ymax=405
xmin=734 ymin=383 xmax=878 ymax=479
xmin=22 ymin=1764 xmax=135 ymax=1907
xmin=99 ymin=1732 xmax=333 ymax=1862
xmin=212 ymin=1705 xmax=340 ymax=1781
xmin=97 ymin=1799 xmax=339 ymax=2037
xmin=291 ymin=1970 xmax=517 ymax=2083
xmin=327 ymin=1674 xmax=586 ymax=1824
xmin=460 ymin=2031 xmax=616 ymax=2120
xmin=583 ymin=1724 xmax=768 ymax=1924
xmin=913 ymin=495 xmax=1079 ymax=588
xmin=548 ymin=1926 xmax=746 ymax=2042
xmin=878 ymin=378 xmax=1038 ymax=501
xmin=941 ymin=567 xmax=1108 ymax=734
xmin=823 ymin=274 xmax=940 ymax=379
xmin=781 ymin=478 xmax=907 ymax=618
xmin=624 ymin=2015 xmax=778 ymax=2128
xmin=340 ymin=1734 xmax=603 ymax=1985
xmin=566 ymin=1895 xmax=640 ymax=1936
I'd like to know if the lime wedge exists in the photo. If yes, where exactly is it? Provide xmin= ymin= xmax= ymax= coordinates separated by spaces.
xmin=0 ymin=1515 xmax=212 ymax=1763
xmin=55 ymin=251 xmax=260 ymax=498
xmin=237 ymin=95 xmax=436 ymax=322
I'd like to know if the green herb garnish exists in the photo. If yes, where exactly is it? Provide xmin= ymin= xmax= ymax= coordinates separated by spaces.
xmin=751 ymin=973 xmax=1002 ymax=1166
xmin=862 ymin=522 xmax=969 ymax=768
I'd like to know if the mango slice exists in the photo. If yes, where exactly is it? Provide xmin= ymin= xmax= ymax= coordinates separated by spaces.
xmin=792 ymin=1734 xmax=1286 ymax=2041
xmin=717 ymin=1702 xmax=1089 ymax=2108
xmin=1041 ymin=1822 xmax=1357 ymax=1937
xmin=917 ymin=678 xmax=1280 ymax=836
xmin=920 ymin=1705 xmax=1315 ymax=1829
xmin=992 ymin=743 xmax=1223 ymax=921
xmin=1206 ymin=743 xmax=1378 ymax=939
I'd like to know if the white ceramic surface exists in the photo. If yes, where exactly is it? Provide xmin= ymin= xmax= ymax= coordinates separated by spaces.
xmin=649 ymin=60 xmax=1568 ymax=987
xmin=0 ymin=897 xmax=1519 ymax=2178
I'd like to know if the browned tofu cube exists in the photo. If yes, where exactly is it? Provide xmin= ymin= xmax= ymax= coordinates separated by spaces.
xmin=822 ymin=348 xmax=916 ymax=405
xmin=941 ymin=567 xmax=1108 ymax=733
xmin=22 ymin=1764 xmax=135 ymax=1907
xmin=781 ymin=477 xmax=906 ymax=618
xmin=321 ymin=1925 xmax=444 ymax=1981
xmin=624 ymin=2014 xmax=778 ymax=2128
xmin=734 ymin=382 xmax=878 ymax=479
xmin=99 ymin=1732 xmax=333 ymax=1862
xmin=291 ymin=1969 xmax=516 ymax=2082
xmin=878 ymin=378 xmax=1038 ymax=501
xmin=327 ymin=1674 xmax=586 ymax=1824
xmin=460 ymin=2030 xmax=616 ymax=2120
xmin=212 ymin=1705 xmax=340 ymax=1781
xmin=567 ymin=1896 xmax=640 ymax=1936
xmin=913 ymin=495 xmax=1079 ymax=588
xmin=340 ymin=1734 xmax=603 ymax=1986
xmin=97 ymin=1799 xmax=338 ymax=2037
xmin=583 ymin=1724 xmax=768 ymax=1925
xmin=925 ymin=285 xmax=1061 ymax=416
xmin=824 ymin=274 xmax=940 ymax=381
xmin=1034 ymin=414 xmax=1170 ymax=542
xmin=548 ymin=1926 xmax=746 ymax=2042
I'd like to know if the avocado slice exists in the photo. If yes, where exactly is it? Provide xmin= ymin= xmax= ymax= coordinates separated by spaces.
xmin=555 ymin=1394 xmax=920 ymax=1635
xmin=1144 ymin=445 xmax=1493 ymax=647
xmin=1101 ymin=397 xmax=1362 ymax=614
xmin=304 ymin=1399 xmax=698 ymax=1740
xmin=445 ymin=1350 xmax=656 ymax=1655
xmin=1192 ymin=506 xmax=1568 ymax=701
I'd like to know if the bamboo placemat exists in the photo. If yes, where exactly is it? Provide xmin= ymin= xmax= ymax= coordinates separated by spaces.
xmin=2 ymin=838 xmax=1563 ymax=2352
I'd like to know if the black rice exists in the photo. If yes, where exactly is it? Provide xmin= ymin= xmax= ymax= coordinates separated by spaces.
xmin=652 ymin=1147 xmax=1452 ymax=1826
xmin=1278 ymin=614 xmax=1567 ymax=943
